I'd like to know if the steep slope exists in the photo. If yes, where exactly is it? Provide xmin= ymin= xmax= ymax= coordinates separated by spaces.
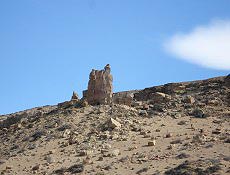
xmin=0 ymin=75 xmax=229 ymax=175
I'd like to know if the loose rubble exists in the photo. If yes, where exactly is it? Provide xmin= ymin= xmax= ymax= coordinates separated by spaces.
xmin=0 ymin=74 xmax=229 ymax=174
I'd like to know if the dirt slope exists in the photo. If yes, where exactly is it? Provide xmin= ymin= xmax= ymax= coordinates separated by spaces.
xmin=0 ymin=75 xmax=229 ymax=175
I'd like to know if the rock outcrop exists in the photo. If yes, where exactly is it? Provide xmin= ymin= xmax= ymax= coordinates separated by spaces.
xmin=85 ymin=64 xmax=113 ymax=105
xmin=0 ymin=75 xmax=229 ymax=175
xmin=113 ymin=91 xmax=136 ymax=106
xmin=71 ymin=91 xmax=79 ymax=101
xmin=225 ymin=74 xmax=230 ymax=87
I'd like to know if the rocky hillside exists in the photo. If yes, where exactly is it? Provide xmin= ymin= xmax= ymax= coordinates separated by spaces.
xmin=0 ymin=75 xmax=229 ymax=175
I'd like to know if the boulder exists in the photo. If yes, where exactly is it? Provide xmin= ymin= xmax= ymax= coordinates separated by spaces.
xmin=192 ymin=108 xmax=208 ymax=118
xmin=139 ymin=110 xmax=148 ymax=116
xmin=148 ymin=140 xmax=156 ymax=146
xmin=150 ymin=92 xmax=171 ymax=103
xmin=113 ymin=92 xmax=134 ymax=106
xmin=0 ymin=113 xmax=27 ymax=129
xmin=105 ymin=118 xmax=121 ymax=130
xmin=183 ymin=95 xmax=195 ymax=104
xmin=58 ymin=101 xmax=74 ymax=109
xmin=110 ymin=149 xmax=120 ymax=157
xmin=163 ymin=83 xmax=186 ymax=94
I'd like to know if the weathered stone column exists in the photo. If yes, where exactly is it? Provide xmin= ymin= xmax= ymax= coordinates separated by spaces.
xmin=85 ymin=64 xmax=113 ymax=105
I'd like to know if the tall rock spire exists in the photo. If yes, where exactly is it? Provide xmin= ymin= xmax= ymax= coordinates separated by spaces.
xmin=85 ymin=64 xmax=113 ymax=105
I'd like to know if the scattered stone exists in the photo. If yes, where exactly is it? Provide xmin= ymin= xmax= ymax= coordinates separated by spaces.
xmin=45 ymin=155 xmax=55 ymax=164
xmin=102 ymin=165 xmax=112 ymax=171
xmin=223 ymin=156 xmax=230 ymax=162
xmin=177 ymin=120 xmax=187 ymax=125
xmin=212 ymin=120 xmax=222 ymax=124
xmin=31 ymin=130 xmax=46 ymax=141
xmin=192 ymin=108 xmax=208 ymax=118
xmin=176 ymin=153 xmax=191 ymax=159
xmin=78 ymin=150 xmax=92 ymax=157
xmin=136 ymin=167 xmax=149 ymax=174
xmin=53 ymin=168 xmax=66 ymax=175
xmin=110 ymin=149 xmax=120 ymax=157
xmin=225 ymin=138 xmax=230 ymax=143
xmin=208 ymin=99 xmax=220 ymax=106
xmin=113 ymin=92 xmax=134 ymax=106
xmin=5 ymin=165 xmax=12 ymax=169
xmin=111 ymin=133 xmax=119 ymax=140
xmin=142 ymin=104 xmax=149 ymax=110
xmin=167 ymin=144 xmax=175 ymax=150
xmin=171 ymin=112 xmax=182 ymax=119
xmin=183 ymin=95 xmax=195 ymax=104
xmin=28 ymin=143 xmax=38 ymax=150
xmin=32 ymin=164 xmax=40 ymax=171
xmin=48 ymin=150 xmax=55 ymax=154
xmin=78 ymin=99 xmax=89 ymax=108
xmin=54 ymin=164 xmax=84 ymax=174
xmin=148 ymin=140 xmax=156 ymax=146
xmin=0 ymin=159 xmax=6 ymax=165
xmin=83 ymin=156 xmax=93 ymax=165
xmin=192 ymin=134 xmax=206 ymax=143
xmin=150 ymin=92 xmax=171 ymax=103
xmin=212 ymin=129 xmax=221 ymax=135
xmin=104 ymin=118 xmax=121 ymax=130
xmin=62 ymin=129 xmax=71 ymax=138
xmin=119 ymin=156 xmax=130 ymax=163
xmin=165 ymin=159 xmax=221 ymax=175
xmin=170 ymin=139 xmax=182 ymax=144
xmin=68 ymin=135 xmax=79 ymax=145
xmin=0 ymin=73 xmax=229 ymax=175
xmin=0 ymin=113 xmax=26 ymax=129
xmin=68 ymin=164 xmax=85 ymax=174
xmin=166 ymin=133 xmax=173 ymax=138
xmin=98 ymin=156 xmax=103 ymax=161
xmin=58 ymin=100 xmax=74 ymax=109
xmin=57 ymin=124 xmax=72 ymax=131
xmin=102 ymin=143 xmax=112 ymax=150
xmin=139 ymin=110 xmax=148 ymax=117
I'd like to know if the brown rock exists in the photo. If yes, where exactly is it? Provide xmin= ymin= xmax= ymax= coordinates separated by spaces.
xmin=105 ymin=118 xmax=121 ymax=130
xmin=71 ymin=91 xmax=79 ymax=101
xmin=58 ymin=101 xmax=74 ymax=109
xmin=183 ymin=95 xmax=195 ymax=104
xmin=110 ymin=149 xmax=120 ymax=157
xmin=150 ymin=92 xmax=171 ymax=103
xmin=79 ymin=99 xmax=88 ymax=107
xmin=6 ymin=165 xmax=12 ymax=169
xmin=85 ymin=64 xmax=113 ymax=105
xmin=32 ymin=164 xmax=40 ymax=171
xmin=148 ymin=140 xmax=156 ymax=146
xmin=139 ymin=110 xmax=148 ymax=116
xmin=113 ymin=92 xmax=134 ymax=106
xmin=142 ymin=104 xmax=149 ymax=110
xmin=166 ymin=133 xmax=173 ymax=138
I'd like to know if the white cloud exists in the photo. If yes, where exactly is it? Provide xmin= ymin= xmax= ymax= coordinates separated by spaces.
xmin=165 ymin=19 xmax=230 ymax=70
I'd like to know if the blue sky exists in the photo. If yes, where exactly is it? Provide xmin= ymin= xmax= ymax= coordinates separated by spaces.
xmin=0 ymin=0 xmax=229 ymax=114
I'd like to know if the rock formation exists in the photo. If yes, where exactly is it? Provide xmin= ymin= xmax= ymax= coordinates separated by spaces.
xmin=85 ymin=64 xmax=113 ymax=105
xmin=225 ymin=74 xmax=230 ymax=87
xmin=71 ymin=91 xmax=79 ymax=101
xmin=113 ymin=91 xmax=135 ymax=106
xmin=0 ymin=75 xmax=229 ymax=175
